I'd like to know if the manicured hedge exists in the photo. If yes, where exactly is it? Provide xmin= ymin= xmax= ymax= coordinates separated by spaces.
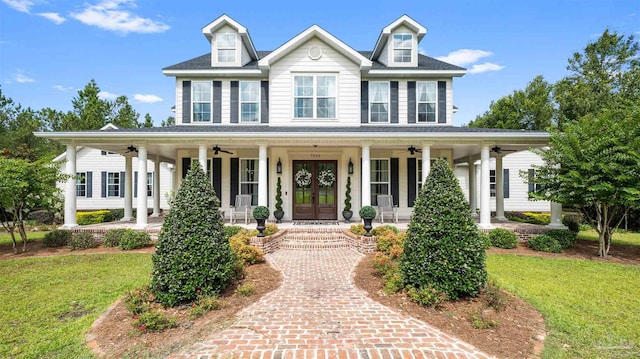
xmin=528 ymin=234 xmax=562 ymax=253
xmin=489 ymin=228 xmax=519 ymax=249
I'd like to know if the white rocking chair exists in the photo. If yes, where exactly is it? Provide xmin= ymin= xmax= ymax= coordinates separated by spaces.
xmin=376 ymin=194 xmax=398 ymax=224
xmin=231 ymin=194 xmax=252 ymax=224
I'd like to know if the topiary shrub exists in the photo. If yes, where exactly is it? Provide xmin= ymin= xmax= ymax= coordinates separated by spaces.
xmin=102 ymin=228 xmax=128 ymax=247
xmin=489 ymin=228 xmax=518 ymax=249
xmin=252 ymin=206 xmax=269 ymax=219
xmin=68 ymin=232 xmax=97 ymax=250
xmin=42 ymin=229 xmax=71 ymax=247
xmin=151 ymin=161 xmax=235 ymax=307
xmin=119 ymin=230 xmax=151 ymax=250
xmin=545 ymin=229 xmax=576 ymax=249
xmin=359 ymin=206 xmax=376 ymax=220
xmin=401 ymin=158 xmax=487 ymax=301
xmin=528 ymin=234 xmax=563 ymax=253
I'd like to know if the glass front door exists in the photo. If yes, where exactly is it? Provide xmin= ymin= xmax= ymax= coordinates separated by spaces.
xmin=292 ymin=160 xmax=337 ymax=220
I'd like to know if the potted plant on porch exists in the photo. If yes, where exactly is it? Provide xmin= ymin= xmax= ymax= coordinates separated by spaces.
xmin=253 ymin=206 xmax=270 ymax=237
xmin=359 ymin=205 xmax=377 ymax=237
xmin=342 ymin=176 xmax=353 ymax=222
xmin=274 ymin=177 xmax=284 ymax=223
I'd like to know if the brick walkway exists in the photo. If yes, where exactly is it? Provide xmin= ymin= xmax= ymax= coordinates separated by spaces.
xmin=170 ymin=248 xmax=493 ymax=359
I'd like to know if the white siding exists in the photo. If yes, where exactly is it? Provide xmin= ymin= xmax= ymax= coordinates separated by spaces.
xmin=175 ymin=79 xmax=183 ymax=125
xmin=378 ymin=41 xmax=389 ymax=66
xmin=221 ymin=80 xmax=230 ymax=124
xmin=269 ymin=38 xmax=361 ymax=127
xmin=241 ymin=41 xmax=251 ymax=66
xmin=398 ymin=80 xmax=407 ymax=124
xmin=445 ymin=78 xmax=453 ymax=125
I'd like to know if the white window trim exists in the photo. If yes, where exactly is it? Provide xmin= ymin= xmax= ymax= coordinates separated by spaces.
xmin=76 ymin=172 xmax=86 ymax=197
xmin=216 ymin=32 xmax=237 ymax=63
xmin=239 ymin=81 xmax=261 ymax=123
xmin=392 ymin=33 xmax=413 ymax=64
xmin=107 ymin=172 xmax=120 ymax=198
xmin=416 ymin=81 xmax=438 ymax=123
xmin=192 ymin=81 xmax=213 ymax=123
xmin=369 ymin=81 xmax=390 ymax=123
xmin=371 ymin=158 xmax=390 ymax=205
xmin=147 ymin=172 xmax=153 ymax=197
xmin=240 ymin=158 xmax=259 ymax=205
xmin=292 ymin=74 xmax=338 ymax=120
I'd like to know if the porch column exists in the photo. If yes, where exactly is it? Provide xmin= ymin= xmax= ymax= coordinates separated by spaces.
xmin=547 ymin=202 xmax=566 ymax=228
xmin=421 ymin=144 xmax=431 ymax=183
xmin=62 ymin=144 xmax=77 ymax=228
xmin=198 ymin=144 xmax=207 ymax=172
xmin=468 ymin=156 xmax=477 ymax=216
xmin=151 ymin=156 xmax=161 ymax=217
xmin=135 ymin=145 xmax=148 ymax=229
xmin=258 ymin=144 xmax=268 ymax=206
xmin=479 ymin=145 xmax=492 ymax=228
xmin=361 ymin=144 xmax=371 ymax=207
xmin=122 ymin=155 xmax=133 ymax=221
xmin=495 ymin=154 xmax=507 ymax=221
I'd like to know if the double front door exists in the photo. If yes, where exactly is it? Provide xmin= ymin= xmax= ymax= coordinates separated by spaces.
xmin=292 ymin=160 xmax=337 ymax=220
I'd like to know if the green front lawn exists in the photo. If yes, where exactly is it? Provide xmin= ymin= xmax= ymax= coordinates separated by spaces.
xmin=578 ymin=229 xmax=640 ymax=247
xmin=0 ymin=231 xmax=49 ymax=246
xmin=0 ymin=254 xmax=152 ymax=358
xmin=488 ymin=254 xmax=640 ymax=358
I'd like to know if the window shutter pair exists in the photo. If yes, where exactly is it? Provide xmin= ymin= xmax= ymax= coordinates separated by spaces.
xmin=360 ymin=81 xmax=399 ymax=123
xmin=230 ymin=81 xmax=269 ymax=124
xmin=182 ymin=80 xmax=223 ymax=124
xmin=407 ymin=81 xmax=447 ymax=124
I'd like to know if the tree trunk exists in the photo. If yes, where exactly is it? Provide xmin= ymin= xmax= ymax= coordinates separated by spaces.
xmin=18 ymin=223 xmax=28 ymax=253
xmin=595 ymin=202 xmax=608 ymax=257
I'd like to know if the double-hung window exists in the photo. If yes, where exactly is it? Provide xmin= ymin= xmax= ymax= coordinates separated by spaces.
xmin=240 ymin=159 xmax=259 ymax=205
xmin=293 ymin=75 xmax=336 ymax=119
xmin=192 ymin=81 xmax=211 ymax=122
xmin=107 ymin=172 xmax=120 ymax=197
xmin=216 ymin=33 xmax=236 ymax=63
xmin=76 ymin=172 xmax=86 ymax=197
xmin=417 ymin=81 xmax=437 ymax=122
xmin=393 ymin=34 xmax=412 ymax=63
xmin=369 ymin=82 xmax=389 ymax=123
xmin=240 ymin=81 xmax=260 ymax=122
xmin=490 ymin=170 xmax=496 ymax=197
xmin=147 ymin=173 xmax=153 ymax=197
xmin=370 ymin=159 xmax=390 ymax=206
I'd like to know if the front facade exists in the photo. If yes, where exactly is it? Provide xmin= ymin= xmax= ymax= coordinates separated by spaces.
xmin=38 ymin=14 xmax=560 ymax=229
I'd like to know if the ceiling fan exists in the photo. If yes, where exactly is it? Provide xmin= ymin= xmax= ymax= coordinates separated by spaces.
xmin=408 ymin=146 xmax=422 ymax=155
xmin=125 ymin=145 xmax=138 ymax=153
xmin=491 ymin=146 xmax=518 ymax=154
xmin=212 ymin=145 xmax=233 ymax=155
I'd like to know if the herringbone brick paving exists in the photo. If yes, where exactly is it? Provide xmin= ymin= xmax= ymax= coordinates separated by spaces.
xmin=169 ymin=246 xmax=493 ymax=359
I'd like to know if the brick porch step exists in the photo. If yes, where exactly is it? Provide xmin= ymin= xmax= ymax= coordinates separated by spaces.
xmin=279 ymin=230 xmax=351 ymax=250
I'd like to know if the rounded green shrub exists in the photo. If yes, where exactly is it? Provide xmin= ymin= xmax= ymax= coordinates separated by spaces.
xmin=119 ymin=230 xmax=151 ymax=250
xmin=151 ymin=161 xmax=235 ymax=307
xmin=401 ymin=158 xmax=487 ymax=301
xmin=102 ymin=228 xmax=128 ymax=247
xmin=528 ymin=234 xmax=563 ymax=253
xmin=489 ymin=228 xmax=518 ymax=249
xmin=359 ymin=206 xmax=376 ymax=219
xmin=252 ymin=206 xmax=269 ymax=219
xmin=224 ymin=225 xmax=244 ymax=239
xmin=478 ymin=231 xmax=491 ymax=250
xmin=545 ymin=229 xmax=576 ymax=249
xmin=42 ymin=229 xmax=71 ymax=247
xmin=68 ymin=232 xmax=97 ymax=250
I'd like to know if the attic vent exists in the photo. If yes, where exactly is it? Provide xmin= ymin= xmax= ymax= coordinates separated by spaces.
xmin=308 ymin=46 xmax=323 ymax=60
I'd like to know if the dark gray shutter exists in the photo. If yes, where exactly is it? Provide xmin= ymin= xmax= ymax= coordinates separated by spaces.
xmin=390 ymin=81 xmax=398 ymax=124
xmin=101 ymin=171 xmax=106 ymax=198
xmin=407 ymin=81 xmax=416 ymax=124
xmin=212 ymin=81 xmax=222 ymax=123
xmin=119 ymin=172 xmax=125 ymax=198
xmin=503 ymin=169 xmax=510 ymax=199
xmin=391 ymin=158 xmax=399 ymax=206
xmin=182 ymin=158 xmax=191 ymax=179
xmin=134 ymin=171 xmax=138 ymax=197
xmin=437 ymin=81 xmax=446 ymax=123
xmin=407 ymin=158 xmax=417 ymax=207
xmin=230 ymin=158 xmax=239 ymax=206
xmin=213 ymin=157 xmax=222 ymax=204
xmin=182 ymin=81 xmax=191 ymax=124
xmin=528 ymin=169 xmax=535 ymax=193
xmin=230 ymin=81 xmax=239 ymax=123
xmin=260 ymin=81 xmax=269 ymax=123
xmin=360 ymin=81 xmax=368 ymax=123
xmin=86 ymin=172 xmax=93 ymax=198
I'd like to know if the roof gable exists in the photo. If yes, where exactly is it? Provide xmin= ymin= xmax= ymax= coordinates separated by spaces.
xmin=371 ymin=15 xmax=427 ymax=61
xmin=201 ymin=14 xmax=258 ymax=61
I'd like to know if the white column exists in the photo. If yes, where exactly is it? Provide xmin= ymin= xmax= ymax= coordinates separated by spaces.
xmin=421 ymin=145 xmax=431 ymax=184
xmin=122 ymin=155 xmax=133 ymax=221
xmin=198 ymin=144 xmax=207 ymax=172
xmin=62 ymin=144 xmax=77 ymax=228
xmin=258 ymin=144 xmax=268 ymax=206
xmin=547 ymin=202 xmax=567 ymax=228
xmin=495 ymin=154 xmax=507 ymax=221
xmin=479 ymin=146 xmax=492 ymax=228
xmin=361 ymin=144 xmax=371 ymax=207
xmin=468 ymin=156 xmax=477 ymax=216
xmin=151 ymin=157 xmax=161 ymax=217
xmin=135 ymin=145 xmax=148 ymax=229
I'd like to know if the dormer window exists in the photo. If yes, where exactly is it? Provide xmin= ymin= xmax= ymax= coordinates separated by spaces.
xmin=392 ymin=34 xmax=412 ymax=63
xmin=216 ymin=32 xmax=236 ymax=63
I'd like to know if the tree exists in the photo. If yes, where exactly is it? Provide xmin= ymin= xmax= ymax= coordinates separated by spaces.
xmin=110 ymin=95 xmax=140 ymax=128
xmin=468 ymin=75 xmax=555 ymax=130
xmin=142 ymin=113 xmax=154 ymax=128
xmin=0 ymin=157 xmax=65 ymax=253
xmin=151 ymin=162 xmax=235 ymax=306
xmin=161 ymin=116 xmax=175 ymax=127
xmin=401 ymin=159 xmax=487 ymax=300
xmin=68 ymin=79 xmax=111 ymax=130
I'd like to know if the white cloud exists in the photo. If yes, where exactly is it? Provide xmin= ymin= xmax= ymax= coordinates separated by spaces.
xmin=467 ymin=62 xmax=505 ymax=74
xmin=134 ymin=94 xmax=163 ymax=103
xmin=70 ymin=0 xmax=169 ymax=34
xmin=436 ymin=49 xmax=493 ymax=67
xmin=98 ymin=91 xmax=118 ymax=100
xmin=15 ymin=69 xmax=34 ymax=83
xmin=38 ymin=12 xmax=66 ymax=24
xmin=1 ymin=0 xmax=33 ymax=13
xmin=53 ymin=85 xmax=73 ymax=91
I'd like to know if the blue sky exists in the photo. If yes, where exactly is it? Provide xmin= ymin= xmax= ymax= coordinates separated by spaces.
xmin=1 ymin=0 xmax=638 ymax=126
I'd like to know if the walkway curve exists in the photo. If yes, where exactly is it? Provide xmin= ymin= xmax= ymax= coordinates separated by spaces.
xmin=170 ymin=248 xmax=493 ymax=359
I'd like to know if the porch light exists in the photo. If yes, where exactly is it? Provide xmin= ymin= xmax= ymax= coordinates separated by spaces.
xmin=348 ymin=158 xmax=354 ymax=175
xmin=276 ymin=158 xmax=282 ymax=174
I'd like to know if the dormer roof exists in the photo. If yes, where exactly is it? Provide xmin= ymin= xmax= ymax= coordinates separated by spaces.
xmin=201 ymin=14 xmax=258 ymax=61
xmin=371 ymin=14 xmax=427 ymax=61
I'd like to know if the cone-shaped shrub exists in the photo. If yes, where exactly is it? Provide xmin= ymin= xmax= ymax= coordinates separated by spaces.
xmin=151 ymin=162 xmax=234 ymax=307
xmin=401 ymin=158 xmax=487 ymax=300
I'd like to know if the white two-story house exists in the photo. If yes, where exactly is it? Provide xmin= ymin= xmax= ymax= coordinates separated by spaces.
xmin=38 ymin=14 xmax=560 ymax=229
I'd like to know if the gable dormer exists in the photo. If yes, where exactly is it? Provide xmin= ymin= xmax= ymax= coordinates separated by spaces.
xmin=202 ymin=14 xmax=258 ymax=67
xmin=371 ymin=15 xmax=427 ymax=67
